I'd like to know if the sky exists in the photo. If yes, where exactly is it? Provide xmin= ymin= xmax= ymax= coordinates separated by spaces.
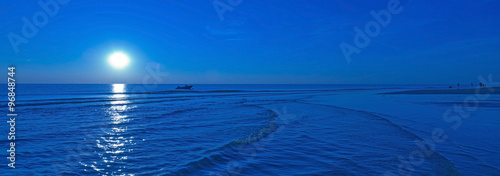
xmin=0 ymin=0 xmax=499 ymax=84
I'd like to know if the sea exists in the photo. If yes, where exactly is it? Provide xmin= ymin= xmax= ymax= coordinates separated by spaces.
xmin=1 ymin=84 xmax=500 ymax=175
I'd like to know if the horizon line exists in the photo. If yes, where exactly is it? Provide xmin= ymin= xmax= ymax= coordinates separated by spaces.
xmin=14 ymin=83 xmax=455 ymax=85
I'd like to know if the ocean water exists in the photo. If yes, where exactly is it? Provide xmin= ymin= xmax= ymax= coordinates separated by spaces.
xmin=2 ymin=84 xmax=499 ymax=175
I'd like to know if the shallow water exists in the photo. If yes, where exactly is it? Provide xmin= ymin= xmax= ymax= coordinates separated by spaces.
xmin=1 ymin=84 xmax=499 ymax=175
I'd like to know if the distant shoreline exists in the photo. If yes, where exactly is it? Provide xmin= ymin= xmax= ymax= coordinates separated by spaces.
xmin=383 ymin=87 xmax=500 ymax=94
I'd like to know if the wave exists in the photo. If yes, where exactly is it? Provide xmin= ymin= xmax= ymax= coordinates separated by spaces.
xmin=297 ymin=100 xmax=463 ymax=175
xmin=170 ymin=108 xmax=279 ymax=175
xmin=12 ymin=96 xmax=189 ymax=107
xmin=170 ymin=99 xmax=466 ymax=175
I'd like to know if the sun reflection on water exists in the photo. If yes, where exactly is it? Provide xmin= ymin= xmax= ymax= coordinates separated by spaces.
xmin=111 ymin=85 xmax=130 ymax=105
xmin=112 ymin=84 xmax=126 ymax=93
xmin=84 ymin=84 xmax=136 ymax=175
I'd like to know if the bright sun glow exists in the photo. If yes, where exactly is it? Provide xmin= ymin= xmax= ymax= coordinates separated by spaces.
xmin=108 ymin=52 xmax=130 ymax=69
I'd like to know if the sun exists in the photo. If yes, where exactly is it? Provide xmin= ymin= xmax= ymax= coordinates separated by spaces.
xmin=108 ymin=52 xmax=130 ymax=69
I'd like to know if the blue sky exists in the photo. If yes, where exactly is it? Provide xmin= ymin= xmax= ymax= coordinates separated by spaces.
xmin=0 ymin=0 xmax=499 ymax=84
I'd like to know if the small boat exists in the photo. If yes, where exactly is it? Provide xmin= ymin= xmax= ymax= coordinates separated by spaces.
xmin=175 ymin=85 xmax=193 ymax=90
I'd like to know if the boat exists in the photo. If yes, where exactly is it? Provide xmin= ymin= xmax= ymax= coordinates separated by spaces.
xmin=175 ymin=85 xmax=193 ymax=90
